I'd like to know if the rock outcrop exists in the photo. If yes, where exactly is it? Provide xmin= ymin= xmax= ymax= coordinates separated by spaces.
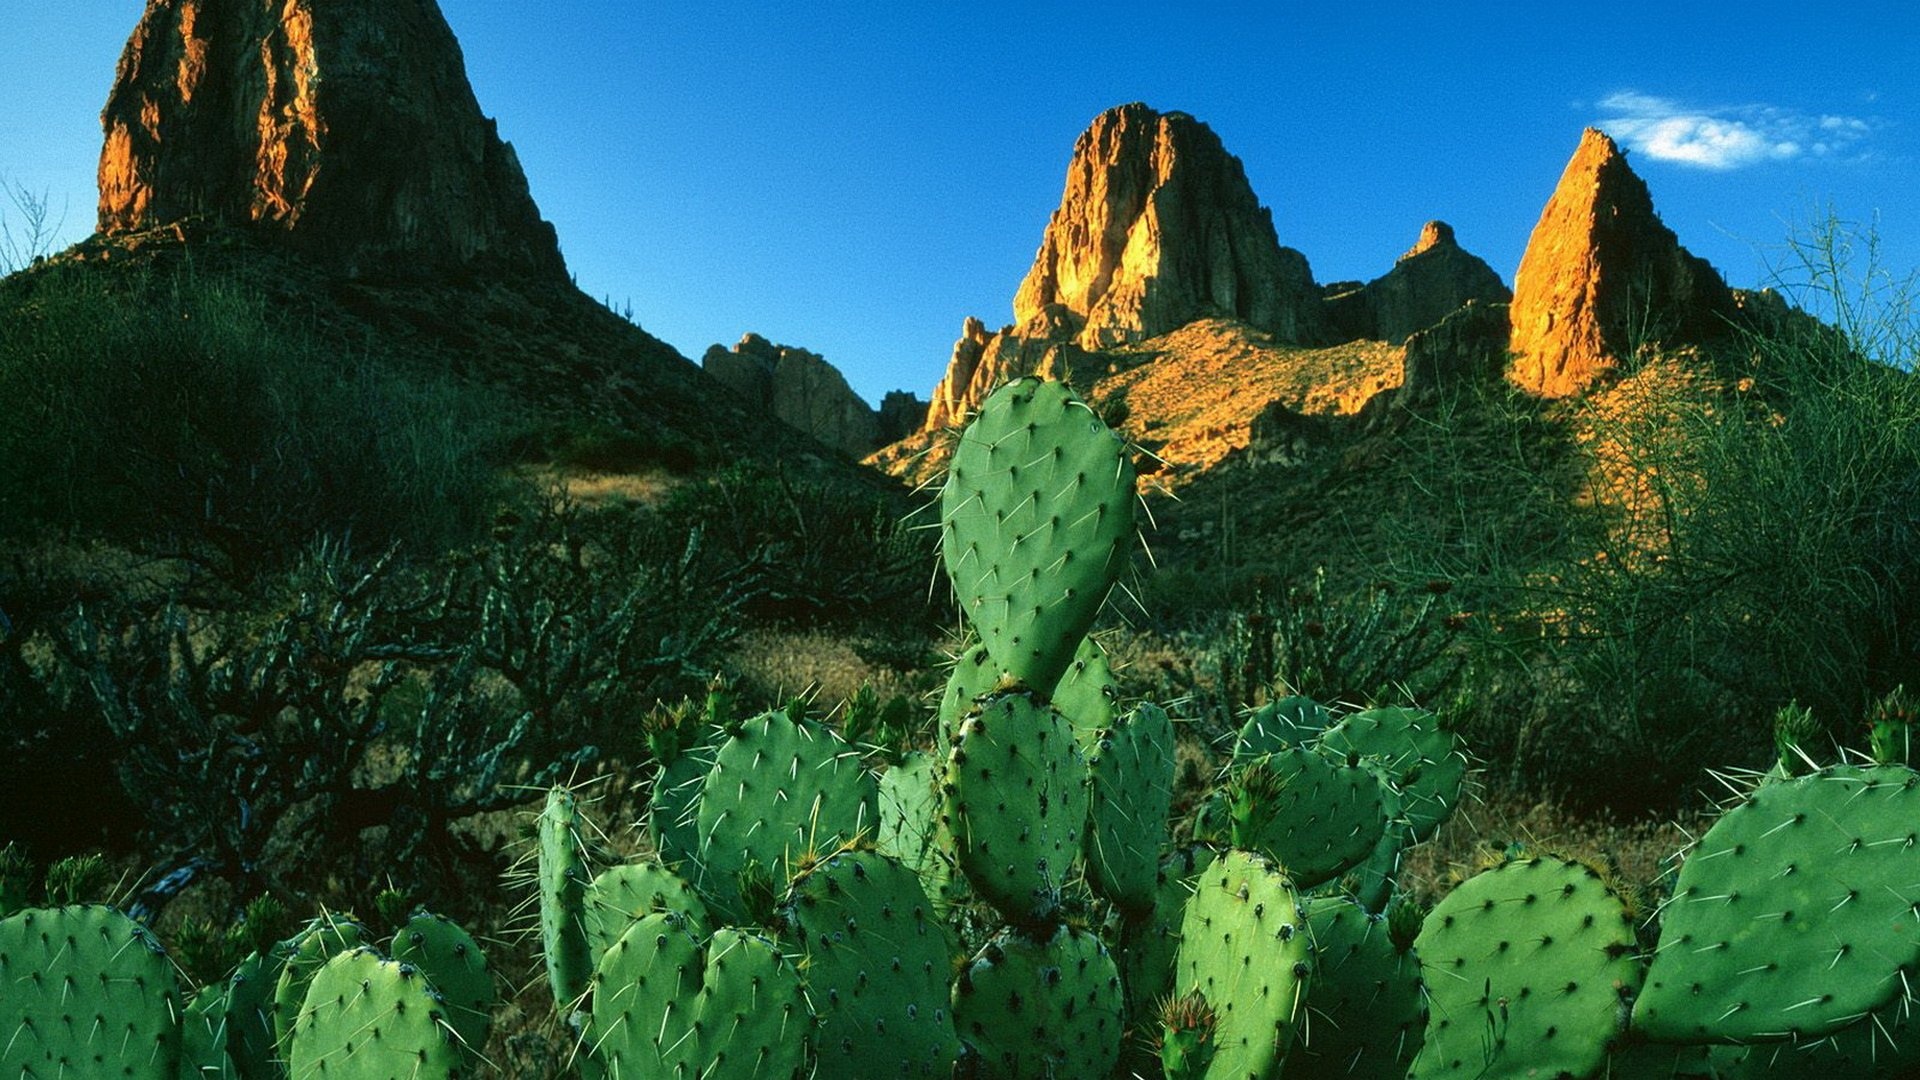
xmin=922 ymin=310 xmax=1090 ymax=431
xmin=1012 ymin=102 xmax=1322 ymax=351
xmin=702 ymin=334 xmax=885 ymax=458
xmin=98 ymin=0 xmax=566 ymax=281
xmin=1507 ymin=128 xmax=1737 ymax=396
xmin=1323 ymin=222 xmax=1511 ymax=345
xmin=1398 ymin=300 xmax=1512 ymax=405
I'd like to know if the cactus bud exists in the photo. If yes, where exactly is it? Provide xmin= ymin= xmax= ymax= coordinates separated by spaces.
xmin=1157 ymin=991 xmax=1218 ymax=1080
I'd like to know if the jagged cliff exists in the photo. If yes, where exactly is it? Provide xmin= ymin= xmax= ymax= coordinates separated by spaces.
xmin=1325 ymin=221 xmax=1512 ymax=345
xmin=98 ymin=0 xmax=566 ymax=281
xmin=1507 ymin=129 xmax=1737 ymax=397
xmin=703 ymin=334 xmax=902 ymax=459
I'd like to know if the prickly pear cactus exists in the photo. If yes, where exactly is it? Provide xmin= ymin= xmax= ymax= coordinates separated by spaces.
xmin=582 ymin=861 xmax=708 ymax=970
xmin=0 ymin=904 xmax=184 ymax=1079
xmin=781 ymin=849 xmax=961 ymax=1077
xmin=536 ymin=786 xmax=594 ymax=1009
xmin=645 ymin=722 xmax=727 ymax=871
xmin=270 ymin=913 xmax=372 ymax=1061
xmin=1118 ymin=844 xmax=1209 ymax=1030
xmin=940 ymin=377 xmax=1136 ymax=694
xmin=1340 ymin=759 xmax=1410 ymax=912
xmin=224 ymin=948 xmax=287 ymax=1080
xmin=1635 ymin=764 xmax=1920 ymax=1043
xmin=1226 ymin=746 xmax=1388 ymax=891
xmin=876 ymin=750 xmax=960 ymax=906
xmin=1085 ymin=701 xmax=1177 ymax=916
xmin=1053 ymin=635 xmax=1120 ymax=750
xmin=943 ymin=689 xmax=1090 ymax=925
xmin=952 ymin=923 xmax=1125 ymax=1080
xmin=1289 ymin=895 xmax=1424 ymax=1079
xmin=181 ymin=981 xmax=236 ymax=1079
xmin=937 ymin=640 xmax=999 ymax=748
xmin=286 ymin=947 xmax=467 ymax=1080
xmin=1705 ymin=989 xmax=1920 ymax=1079
xmin=1320 ymin=705 xmax=1466 ymax=843
xmin=586 ymin=912 xmax=808 ymax=1079
xmin=389 ymin=911 xmax=494 ymax=1062
xmin=1157 ymin=991 xmax=1220 ymax=1080
xmin=1173 ymin=850 xmax=1314 ymax=1080
xmin=1410 ymin=855 xmax=1640 ymax=1080
xmin=693 ymin=708 xmax=878 ymax=924
xmin=1233 ymin=695 xmax=1335 ymax=762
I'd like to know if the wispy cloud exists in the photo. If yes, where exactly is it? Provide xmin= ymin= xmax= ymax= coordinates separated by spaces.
xmin=1597 ymin=91 xmax=1871 ymax=170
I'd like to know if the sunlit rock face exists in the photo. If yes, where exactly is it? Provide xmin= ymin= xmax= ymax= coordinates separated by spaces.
xmin=1507 ymin=128 xmax=1736 ymax=397
xmin=1012 ymin=102 xmax=1323 ymax=352
xmin=98 ymin=0 xmax=566 ymax=281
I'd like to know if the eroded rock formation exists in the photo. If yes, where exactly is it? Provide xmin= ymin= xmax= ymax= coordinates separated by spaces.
xmin=1012 ymin=102 xmax=1322 ymax=351
xmin=922 ymin=310 xmax=1090 ymax=431
xmin=1323 ymin=222 xmax=1510 ymax=345
xmin=1507 ymin=128 xmax=1736 ymax=396
xmin=702 ymin=334 xmax=884 ymax=458
xmin=98 ymin=0 xmax=566 ymax=280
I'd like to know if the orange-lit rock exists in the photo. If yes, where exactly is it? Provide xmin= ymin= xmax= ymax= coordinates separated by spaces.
xmin=1507 ymin=129 xmax=1736 ymax=397
xmin=97 ymin=0 xmax=565 ymax=280
xmin=1012 ymin=102 xmax=1322 ymax=351
xmin=702 ymin=334 xmax=891 ymax=459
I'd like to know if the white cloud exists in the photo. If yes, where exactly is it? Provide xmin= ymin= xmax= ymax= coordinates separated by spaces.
xmin=1596 ymin=91 xmax=1870 ymax=170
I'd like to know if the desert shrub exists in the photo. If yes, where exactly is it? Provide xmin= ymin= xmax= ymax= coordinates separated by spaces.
xmin=655 ymin=459 xmax=934 ymax=626
xmin=11 ymin=496 xmax=746 ymax=906
xmin=0 ymin=265 xmax=503 ymax=573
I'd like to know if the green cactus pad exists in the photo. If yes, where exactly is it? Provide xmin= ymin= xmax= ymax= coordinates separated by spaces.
xmin=877 ymin=750 xmax=961 ymax=905
xmin=1085 ymin=701 xmax=1177 ymax=916
xmin=582 ymin=861 xmax=708 ymax=971
xmin=1118 ymin=844 xmax=1209 ymax=1028
xmin=1339 ymin=759 xmax=1411 ymax=912
xmin=940 ymin=376 xmax=1136 ymax=694
xmin=1705 ymin=992 xmax=1920 ymax=1079
xmin=1320 ymin=705 xmax=1466 ymax=843
xmin=645 ymin=723 xmax=727 ymax=871
xmin=0 ymin=904 xmax=184 ymax=1079
xmin=942 ymin=689 xmax=1090 ymax=925
xmin=1053 ymin=635 xmax=1120 ymax=750
xmin=180 ymin=981 xmax=235 ymax=1079
xmin=952 ymin=923 xmax=1125 ymax=1080
xmin=937 ymin=640 xmax=1000 ymax=749
xmin=389 ymin=911 xmax=494 ymax=1062
xmin=782 ymin=849 xmax=961 ymax=1077
xmin=1229 ymin=746 xmax=1389 ymax=891
xmin=1233 ymin=696 xmax=1335 ymax=762
xmin=536 ymin=787 xmax=594 ymax=1010
xmin=586 ymin=912 xmax=808 ymax=1079
xmin=1410 ymin=855 xmax=1640 ymax=1080
xmin=1290 ymin=895 xmax=1424 ymax=1079
xmin=224 ymin=948 xmax=287 ymax=1080
xmin=285 ymin=947 xmax=466 ymax=1080
xmin=693 ymin=708 xmax=878 ymax=924
xmin=271 ymin=913 xmax=372 ymax=1062
xmin=1635 ymin=764 xmax=1920 ymax=1044
xmin=1173 ymin=849 xmax=1313 ymax=1080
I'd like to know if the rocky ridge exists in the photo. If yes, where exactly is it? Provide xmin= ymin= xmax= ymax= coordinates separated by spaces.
xmin=703 ymin=334 xmax=924 ymax=458
xmin=1326 ymin=221 xmax=1512 ymax=345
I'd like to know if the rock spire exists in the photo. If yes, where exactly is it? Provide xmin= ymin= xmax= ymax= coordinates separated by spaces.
xmin=1507 ymin=128 xmax=1736 ymax=396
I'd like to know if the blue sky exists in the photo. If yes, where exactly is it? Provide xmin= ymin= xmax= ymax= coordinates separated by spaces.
xmin=1 ymin=3 xmax=1913 ymax=405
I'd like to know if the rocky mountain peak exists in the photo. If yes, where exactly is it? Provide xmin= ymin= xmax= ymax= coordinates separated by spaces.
xmin=1507 ymin=128 xmax=1736 ymax=396
xmin=1010 ymin=102 xmax=1322 ymax=350
xmin=97 ymin=0 xmax=566 ymax=281
xmin=1401 ymin=220 xmax=1457 ymax=261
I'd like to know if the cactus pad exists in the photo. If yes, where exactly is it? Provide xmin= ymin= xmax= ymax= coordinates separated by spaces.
xmin=389 ymin=911 xmax=494 ymax=1062
xmin=952 ymin=923 xmax=1125 ymax=1080
xmin=1085 ymin=701 xmax=1177 ymax=916
xmin=582 ymin=861 xmax=708 ymax=971
xmin=942 ymin=689 xmax=1089 ymax=925
xmin=0 ymin=904 xmax=183 ymax=1079
xmin=693 ymin=708 xmax=878 ymax=924
xmin=181 ymin=981 xmax=236 ymax=1079
xmin=1291 ymin=895 xmax=1424 ymax=1079
xmin=1052 ymin=635 xmax=1120 ymax=750
xmin=1320 ymin=706 xmax=1466 ymax=843
xmin=940 ymin=377 xmax=1136 ymax=693
xmin=1173 ymin=850 xmax=1313 ymax=1080
xmin=1635 ymin=764 xmax=1920 ymax=1043
xmin=536 ymin=787 xmax=595 ymax=1009
xmin=1228 ymin=746 xmax=1389 ymax=891
xmin=286 ymin=947 xmax=466 ymax=1079
xmin=271 ymin=913 xmax=372 ymax=1061
xmin=781 ymin=849 xmax=961 ymax=1077
xmin=876 ymin=750 xmax=959 ymax=905
xmin=1410 ymin=855 xmax=1640 ymax=1080
xmin=1233 ymin=696 xmax=1335 ymax=762
xmin=586 ymin=912 xmax=808 ymax=1079
xmin=223 ymin=948 xmax=286 ymax=1080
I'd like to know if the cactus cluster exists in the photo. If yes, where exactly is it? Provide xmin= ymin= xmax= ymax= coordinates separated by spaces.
xmin=24 ymin=375 xmax=1920 ymax=1080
